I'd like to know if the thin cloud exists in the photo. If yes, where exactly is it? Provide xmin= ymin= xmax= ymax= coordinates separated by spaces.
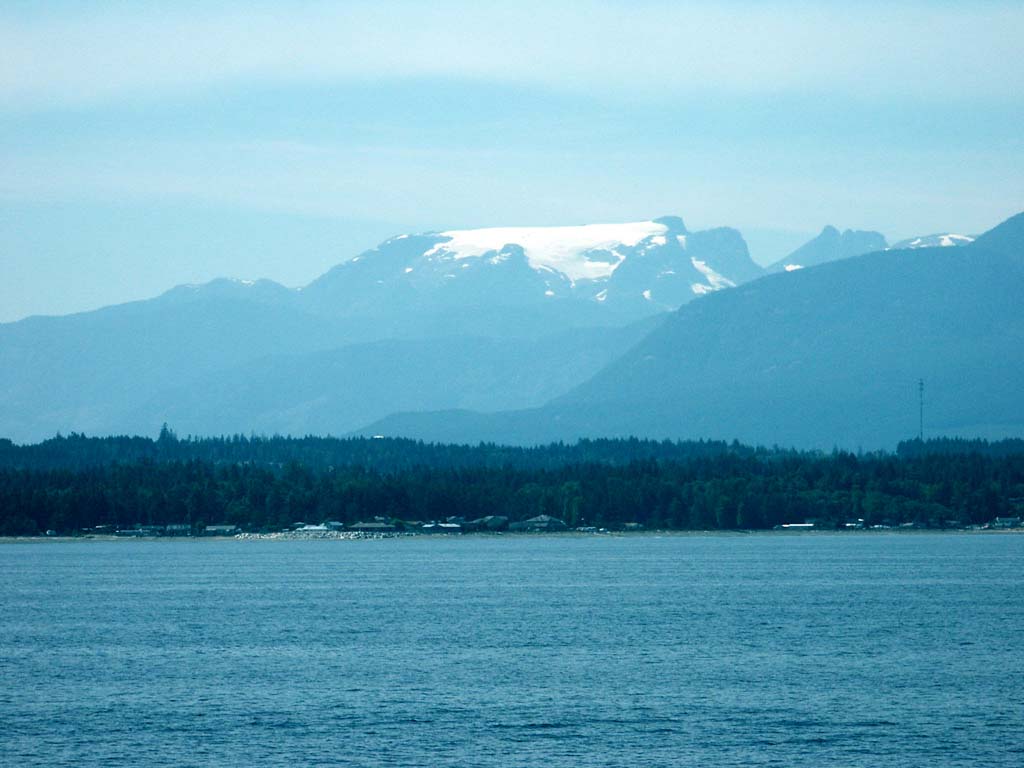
xmin=2 ymin=136 xmax=1019 ymax=236
xmin=1 ymin=1 xmax=1022 ymax=110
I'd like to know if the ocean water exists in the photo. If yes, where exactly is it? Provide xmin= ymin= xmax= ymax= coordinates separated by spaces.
xmin=1 ymin=533 xmax=1022 ymax=767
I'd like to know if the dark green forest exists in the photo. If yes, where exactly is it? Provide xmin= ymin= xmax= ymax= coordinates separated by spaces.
xmin=1 ymin=431 xmax=1022 ymax=535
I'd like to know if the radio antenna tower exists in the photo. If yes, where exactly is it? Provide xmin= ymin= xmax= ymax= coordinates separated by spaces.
xmin=918 ymin=379 xmax=924 ymax=441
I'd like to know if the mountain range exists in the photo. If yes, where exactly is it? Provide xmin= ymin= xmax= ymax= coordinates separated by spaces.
xmin=2 ymin=212 xmax=1019 ymax=447
xmin=1 ymin=217 xmax=758 ymax=442
xmin=362 ymin=213 xmax=1024 ymax=448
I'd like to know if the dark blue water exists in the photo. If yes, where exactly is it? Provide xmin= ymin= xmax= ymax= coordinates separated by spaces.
xmin=2 ymin=534 xmax=1022 ymax=767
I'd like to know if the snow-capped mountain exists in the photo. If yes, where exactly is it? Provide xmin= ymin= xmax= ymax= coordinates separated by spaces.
xmin=360 ymin=211 xmax=1024 ymax=449
xmin=298 ymin=216 xmax=763 ymax=319
xmin=0 ymin=214 xmax=764 ymax=442
xmin=889 ymin=233 xmax=975 ymax=250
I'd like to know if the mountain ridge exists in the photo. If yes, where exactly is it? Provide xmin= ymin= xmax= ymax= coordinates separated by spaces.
xmin=766 ymin=225 xmax=887 ymax=273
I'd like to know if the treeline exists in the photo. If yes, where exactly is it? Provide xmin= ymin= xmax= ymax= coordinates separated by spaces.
xmin=897 ymin=437 xmax=1024 ymax=459
xmin=6 ymin=430 xmax=1024 ymax=475
xmin=0 ymin=428 xmax=765 ymax=473
xmin=1 ymin=432 xmax=1022 ymax=536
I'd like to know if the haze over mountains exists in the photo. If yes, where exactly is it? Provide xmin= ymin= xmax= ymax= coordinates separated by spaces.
xmin=1 ymin=213 xmax=1020 ymax=448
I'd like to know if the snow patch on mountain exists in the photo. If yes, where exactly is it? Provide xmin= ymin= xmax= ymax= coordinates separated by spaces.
xmin=890 ymin=233 xmax=975 ymax=250
xmin=423 ymin=221 xmax=669 ymax=282
xmin=690 ymin=257 xmax=736 ymax=295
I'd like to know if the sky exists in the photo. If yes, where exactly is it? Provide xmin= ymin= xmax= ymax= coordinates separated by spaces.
xmin=2 ymin=1 xmax=1023 ymax=321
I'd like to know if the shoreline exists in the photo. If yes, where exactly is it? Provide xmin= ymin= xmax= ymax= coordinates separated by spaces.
xmin=2 ymin=528 xmax=1020 ymax=544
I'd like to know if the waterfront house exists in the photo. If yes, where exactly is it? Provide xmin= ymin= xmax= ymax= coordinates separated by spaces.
xmin=420 ymin=522 xmax=462 ymax=534
xmin=991 ymin=517 xmax=1022 ymax=529
xmin=164 ymin=524 xmax=192 ymax=536
xmin=349 ymin=521 xmax=396 ymax=532
xmin=203 ymin=524 xmax=240 ymax=536
xmin=465 ymin=515 xmax=509 ymax=532
xmin=509 ymin=514 xmax=568 ymax=532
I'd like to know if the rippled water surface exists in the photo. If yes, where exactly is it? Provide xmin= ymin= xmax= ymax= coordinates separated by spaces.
xmin=2 ymin=533 xmax=1022 ymax=767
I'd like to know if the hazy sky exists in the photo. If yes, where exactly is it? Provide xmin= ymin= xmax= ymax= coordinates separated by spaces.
xmin=2 ymin=1 xmax=1023 ymax=321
